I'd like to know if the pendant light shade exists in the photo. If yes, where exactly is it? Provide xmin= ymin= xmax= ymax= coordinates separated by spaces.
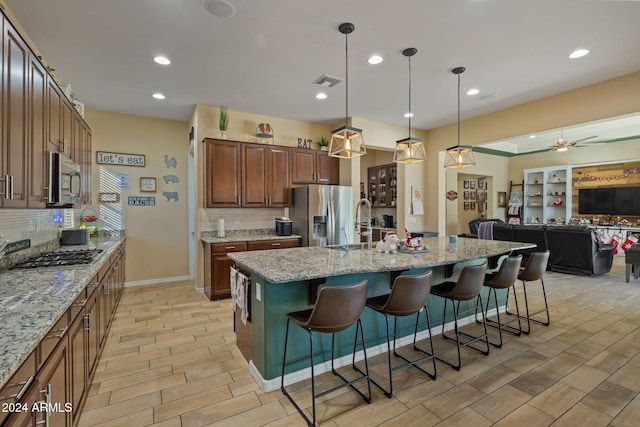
xmin=329 ymin=23 xmax=366 ymax=159
xmin=444 ymin=66 xmax=475 ymax=168
xmin=394 ymin=47 xmax=425 ymax=164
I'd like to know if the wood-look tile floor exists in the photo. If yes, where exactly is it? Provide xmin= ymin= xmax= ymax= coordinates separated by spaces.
xmin=79 ymin=257 xmax=640 ymax=426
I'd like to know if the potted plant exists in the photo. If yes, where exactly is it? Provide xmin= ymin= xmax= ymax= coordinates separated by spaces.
xmin=315 ymin=136 xmax=330 ymax=150
xmin=218 ymin=106 xmax=229 ymax=138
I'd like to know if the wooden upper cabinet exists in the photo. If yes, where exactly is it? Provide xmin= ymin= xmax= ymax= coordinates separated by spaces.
xmin=268 ymin=146 xmax=291 ymax=206
xmin=47 ymin=78 xmax=62 ymax=151
xmin=316 ymin=151 xmax=339 ymax=184
xmin=1 ymin=21 xmax=29 ymax=207
xmin=242 ymin=143 xmax=291 ymax=207
xmin=292 ymin=149 xmax=339 ymax=185
xmin=61 ymin=99 xmax=74 ymax=158
xmin=205 ymin=138 xmax=242 ymax=207
xmin=27 ymin=55 xmax=48 ymax=208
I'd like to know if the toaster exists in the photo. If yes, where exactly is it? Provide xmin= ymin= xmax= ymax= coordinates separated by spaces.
xmin=275 ymin=217 xmax=292 ymax=236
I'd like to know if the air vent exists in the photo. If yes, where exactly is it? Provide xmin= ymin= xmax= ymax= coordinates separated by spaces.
xmin=313 ymin=74 xmax=343 ymax=87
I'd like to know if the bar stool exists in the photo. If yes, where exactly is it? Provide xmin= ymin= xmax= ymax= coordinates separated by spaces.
xmin=478 ymin=255 xmax=523 ymax=348
xmin=362 ymin=271 xmax=436 ymax=398
xmin=516 ymin=250 xmax=551 ymax=334
xmin=430 ymin=261 xmax=489 ymax=370
xmin=625 ymin=244 xmax=640 ymax=283
xmin=280 ymin=280 xmax=371 ymax=427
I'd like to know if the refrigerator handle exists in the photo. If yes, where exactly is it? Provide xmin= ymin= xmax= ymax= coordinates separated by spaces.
xmin=326 ymin=200 xmax=335 ymax=245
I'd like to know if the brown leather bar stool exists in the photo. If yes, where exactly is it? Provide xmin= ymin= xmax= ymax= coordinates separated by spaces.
xmin=281 ymin=280 xmax=371 ymax=427
xmin=362 ymin=271 xmax=436 ymax=398
xmin=516 ymin=250 xmax=551 ymax=334
xmin=478 ymin=255 xmax=523 ymax=347
xmin=430 ymin=261 xmax=489 ymax=370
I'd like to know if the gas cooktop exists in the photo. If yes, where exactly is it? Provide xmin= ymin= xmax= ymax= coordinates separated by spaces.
xmin=11 ymin=249 xmax=103 ymax=270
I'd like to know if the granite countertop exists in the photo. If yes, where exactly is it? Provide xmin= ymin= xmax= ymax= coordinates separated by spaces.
xmin=201 ymin=229 xmax=301 ymax=244
xmin=228 ymin=237 xmax=535 ymax=284
xmin=0 ymin=233 xmax=126 ymax=389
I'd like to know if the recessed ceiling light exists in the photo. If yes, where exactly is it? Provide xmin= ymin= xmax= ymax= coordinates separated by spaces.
xmin=154 ymin=56 xmax=171 ymax=65
xmin=529 ymin=135 xmax=537 ymax=139
xmin=569 ymin=49 xmax=590 ymax=59
xmin=368 ymin=55 xmax=383 ymax=65
xmin=205 ymin=0 xmax=236 ymax=18
xmin=315 ymin=92 xmax=327 ymax=100
xmin=152 ymin=93 xmax=166 ymax=100
xmin=466 ymin=88 xmax=479 ymax=96
xmin=404 ymin=112 xmax=414 ymax=118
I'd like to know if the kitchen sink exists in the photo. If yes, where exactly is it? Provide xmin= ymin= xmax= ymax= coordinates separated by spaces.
xmin=327 ymin=244 xmax=363 ymax=251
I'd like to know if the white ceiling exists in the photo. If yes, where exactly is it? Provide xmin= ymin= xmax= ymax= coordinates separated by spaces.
xmin=4 ymin=0 xmax=640 ymax=136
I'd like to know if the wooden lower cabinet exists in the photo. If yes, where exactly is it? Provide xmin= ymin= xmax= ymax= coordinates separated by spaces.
xmin=0 ymin=244 xmax=126 ymax=427
xmin=205 ymin=238 xmax=301 ymax=300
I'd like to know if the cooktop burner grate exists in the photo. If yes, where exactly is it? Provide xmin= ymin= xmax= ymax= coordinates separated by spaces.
xmin=11 ymin=249 xmax=104 ymax=269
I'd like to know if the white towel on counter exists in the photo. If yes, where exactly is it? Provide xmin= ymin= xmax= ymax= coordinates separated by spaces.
xmin=237 ymin=272 xmax=250 ymax=325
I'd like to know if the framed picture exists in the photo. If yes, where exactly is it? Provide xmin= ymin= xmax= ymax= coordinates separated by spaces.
xmin=470 ymin=180 xmax=476 ymax=189
xmin=478 ymin=179 xmax=484 ymax=189
xmin=497 ymin=191 xmax=507 ymax=207
xmin=140 ymin=177 xmax=156 ymax=192
xmin=464 ymin=202 xmax=470 ymax=210
xmin=464 ymin=180 xmax=469 ymax=189
xmin=470 ymin=191 xmax=476 ymax=200
xmin=464 ymin=191 xmax=469 ymax=200
xmin=471 ymin=202 xmax=476 ymax=210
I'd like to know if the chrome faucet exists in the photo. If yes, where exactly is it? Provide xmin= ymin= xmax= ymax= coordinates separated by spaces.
xmin=355 ymin=198 xmax=373 ymax=249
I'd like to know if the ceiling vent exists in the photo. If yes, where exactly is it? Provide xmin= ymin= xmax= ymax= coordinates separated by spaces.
xmin=313 ymin=74 xmax=343 ymax=87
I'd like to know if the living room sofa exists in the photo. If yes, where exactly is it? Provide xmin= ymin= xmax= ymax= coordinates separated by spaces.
xmin=476 ymin=223 xmax=614 ymax=276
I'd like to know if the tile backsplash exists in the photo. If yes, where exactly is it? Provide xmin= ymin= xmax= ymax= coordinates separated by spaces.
xmin=201 ymin=208 xmax=287 ymax=232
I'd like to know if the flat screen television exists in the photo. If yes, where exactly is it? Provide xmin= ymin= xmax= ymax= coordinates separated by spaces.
xmin=579 ymin=187 xmax=640 ymax=216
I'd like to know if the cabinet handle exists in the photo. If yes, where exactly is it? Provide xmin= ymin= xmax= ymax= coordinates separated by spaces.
xmin=35 ymin=384 xmax=51 ymax=426
xmin=0 ymin=376 xmax=34 ymax=401
xmin=225 ymin=246 xmax=236 ymax=250
xmin=85 ymin=312 xmax=93 ymax=332
xmin=8 ymin=175 xmax=14 ymax=199
xmin=47 ymin=325 xmax=69 ymax=339
xmin=271 ymin=243 xmax=281 ymax=247
xmin=103 ymin=282 xmax=110 ymax=295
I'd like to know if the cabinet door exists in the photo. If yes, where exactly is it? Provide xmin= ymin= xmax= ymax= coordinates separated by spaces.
xmin=267 ymin=146 xmax=291 ymax=206
xmin=247 ymin=238 xmax=300 ymax=250
xmin=208 ymin=242 xmax=247 ymax=300
xmin=1 ymin=22 xmax=29 ymax=207
xmin=69 ymin=308 xmax=87 ymax=425
xmin=242 ymin=144 xmax=268 ymax=207
xmin=48 ymin=78 xmax=62 ymax=150
xmin=316 ymin=151 xmax=339 ymax=184
xmin=61 ymin=100 xmax=73 ymax=158
xmin=27 ymin=54 xmax=48 ymax=208
xmin=85 ymin=287 xmax=100 ymax=373
xmin=291 ymin=149 xmax=316 ymax=184
xmin=38 ymin=336 xmax=71 ymax=427
xmin=81 ymin=124 xmax=92 ymax=204
xmin=205 ymin=139 xmax=241 ymax=207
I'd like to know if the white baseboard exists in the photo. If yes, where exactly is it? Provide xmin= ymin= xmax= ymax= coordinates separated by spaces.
xmin=249 ymin=307 xmax=501 ymax=393
xmin=124 ymin=275 xmax=190 ymax=287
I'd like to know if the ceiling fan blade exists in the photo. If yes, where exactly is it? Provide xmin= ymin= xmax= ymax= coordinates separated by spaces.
xmin=569 ymin=135 xmax=598 ymax=145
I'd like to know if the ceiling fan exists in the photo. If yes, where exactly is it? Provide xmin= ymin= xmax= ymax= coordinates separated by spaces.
xmin=549 ymin=130 xmax=601 ymax=152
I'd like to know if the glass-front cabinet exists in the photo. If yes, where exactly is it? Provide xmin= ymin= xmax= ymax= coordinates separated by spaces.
xmin=368 ymin=163 xmax=397 ymax=208
xmin=523 ymin=166 xmax=572 ymax=225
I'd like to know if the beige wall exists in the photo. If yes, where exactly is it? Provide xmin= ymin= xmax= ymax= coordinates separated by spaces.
xmin=84 ymin=109 xmax=189 ymax=284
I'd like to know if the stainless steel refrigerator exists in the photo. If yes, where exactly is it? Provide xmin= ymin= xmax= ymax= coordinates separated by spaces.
xmin=290 ymin=185 xmax=354 ymax=246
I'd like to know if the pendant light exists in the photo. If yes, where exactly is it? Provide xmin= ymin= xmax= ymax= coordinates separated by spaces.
xmin=328 ymin=22 xmax=366 ymax=159
xmin=444 ymin=67 xmax=475 ymax=168
xmin=393 ymin=47 xmax=426 ymax=164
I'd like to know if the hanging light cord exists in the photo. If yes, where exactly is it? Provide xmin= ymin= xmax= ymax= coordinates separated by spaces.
xmin=408 ymin=55 xmax=412 ymax=139
xmin=457 ymin=71 xmax=461 ymax=148
xmin=344 ymin=31 xmax=349 ymax=125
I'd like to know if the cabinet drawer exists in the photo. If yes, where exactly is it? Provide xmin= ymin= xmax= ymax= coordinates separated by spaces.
xmin=212 ymin=242 xmax=248 ymax=254
xmin=247 ymin=239 xmax=300 ymax=251
xmin=70 ymin=287 xmax=88 ymax=320
xmin=0 ymin=351 xmax=36 ymax=425
xmin=39 ymin=312 xmax=70 ymax=368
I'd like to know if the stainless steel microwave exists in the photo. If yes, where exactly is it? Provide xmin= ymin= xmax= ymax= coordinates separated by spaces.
xmin=47 ymin=151 xmax=81 ymax=206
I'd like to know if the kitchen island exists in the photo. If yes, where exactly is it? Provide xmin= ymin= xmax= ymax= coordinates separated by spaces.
xmin=228 ymin=236 xmax=535 ymax=391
